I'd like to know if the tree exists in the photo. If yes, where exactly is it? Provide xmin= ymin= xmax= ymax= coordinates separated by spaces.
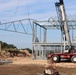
xmin=25 ymin=48 xmax=32 ymax=53
xmin=0 ymin=41 xmax=17 ymax=50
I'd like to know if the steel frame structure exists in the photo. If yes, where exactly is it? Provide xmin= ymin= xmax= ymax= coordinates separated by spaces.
xmin=33 ymin=18 xmax=76 ymax=59
xmin=0 ymin=18 xmax=76 ymax=59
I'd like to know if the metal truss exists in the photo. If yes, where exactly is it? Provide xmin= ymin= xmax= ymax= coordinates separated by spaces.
xmin=0 ymin=17 xmax=76 ymax=35
xmin=0 ymin=19 xmax=34 ymax=35
xmin=0 ymin=17 xmax=76 ymax=59
xmin=34 ymin=19 xmax=76 ymax=30
xmin=0 ymin=18 xmax=46 ymax=35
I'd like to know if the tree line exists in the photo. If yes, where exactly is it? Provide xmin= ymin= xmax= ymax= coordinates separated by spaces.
xmin=0 ymin=41 xmax=17 ymax=50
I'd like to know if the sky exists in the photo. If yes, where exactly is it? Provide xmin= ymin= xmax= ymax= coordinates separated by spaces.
xmin=0 ymin=0 xmax=76 ymax=49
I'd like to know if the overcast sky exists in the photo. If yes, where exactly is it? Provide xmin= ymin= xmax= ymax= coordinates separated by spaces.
xmin=0 ymin=0 xmax=76 ymax=49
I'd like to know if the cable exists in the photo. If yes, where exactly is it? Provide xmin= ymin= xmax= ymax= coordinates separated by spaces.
xmin=14 ymin=0 xmax=20 ymax=16
xmin=26 ymin=0 xmax=30 ymax=18
xmin=25 ymin=0 xmax=33 ymax=31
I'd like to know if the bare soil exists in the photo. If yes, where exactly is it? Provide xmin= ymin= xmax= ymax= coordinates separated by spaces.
xmin=0 ymin=57 xmax=76 ymax=75
xmin=11 ymin=57 xmax=76 ymax=68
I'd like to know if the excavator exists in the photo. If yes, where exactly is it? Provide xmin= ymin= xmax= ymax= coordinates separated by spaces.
xmin=48 ymin=0 xmax=76 ymax=62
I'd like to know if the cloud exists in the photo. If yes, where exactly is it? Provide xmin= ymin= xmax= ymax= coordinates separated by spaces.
xmin=0 ymin=0 xmax=76 ymax=49
xmin=0 ymin=0 xmax=36 ymax=12
xmin=0 ymin=0 xmax=58 ymax=22
xmin=0 ymin=0 xmax=76 ymax=19
xmin=0 ymin=0 xmax=76 ymax=23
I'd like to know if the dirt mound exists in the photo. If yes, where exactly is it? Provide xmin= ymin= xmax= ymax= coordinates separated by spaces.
xmin=19 ymin=50 xmax=32 ymax=57
xmin=0 ymin=49 xmax=32 ymax=58
xmin=0 ymin=54 xmax=7 ymax=60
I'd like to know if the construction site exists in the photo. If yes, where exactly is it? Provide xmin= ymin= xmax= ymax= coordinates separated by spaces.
xmin=0 ymin=0 xmax=76 ymax=75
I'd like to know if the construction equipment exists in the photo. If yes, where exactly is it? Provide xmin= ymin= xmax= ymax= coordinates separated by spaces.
xmin=55 ymin=0 xmax=72 ymax=53
xmin=48 ymin=0 xmax=76 ymax=62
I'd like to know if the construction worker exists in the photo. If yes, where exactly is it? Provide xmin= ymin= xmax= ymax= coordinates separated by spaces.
xmin=44 ymin=58 xmax=60 ymax=75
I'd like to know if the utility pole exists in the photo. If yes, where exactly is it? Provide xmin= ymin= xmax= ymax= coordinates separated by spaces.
xmin=0 ymin=43 xmax=1 ymax=54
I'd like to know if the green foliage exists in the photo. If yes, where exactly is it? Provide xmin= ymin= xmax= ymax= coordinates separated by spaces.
xmin=25 ymin=48 xmax=32 ymax=53
xmin=0 ymin=41 xmax=17 ymax=50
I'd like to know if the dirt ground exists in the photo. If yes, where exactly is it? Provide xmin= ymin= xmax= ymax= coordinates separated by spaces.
xmin=11 ymin=57 xmax=76 ymax=68
xmin=0 ymin=57 xmax=76 ymax=75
